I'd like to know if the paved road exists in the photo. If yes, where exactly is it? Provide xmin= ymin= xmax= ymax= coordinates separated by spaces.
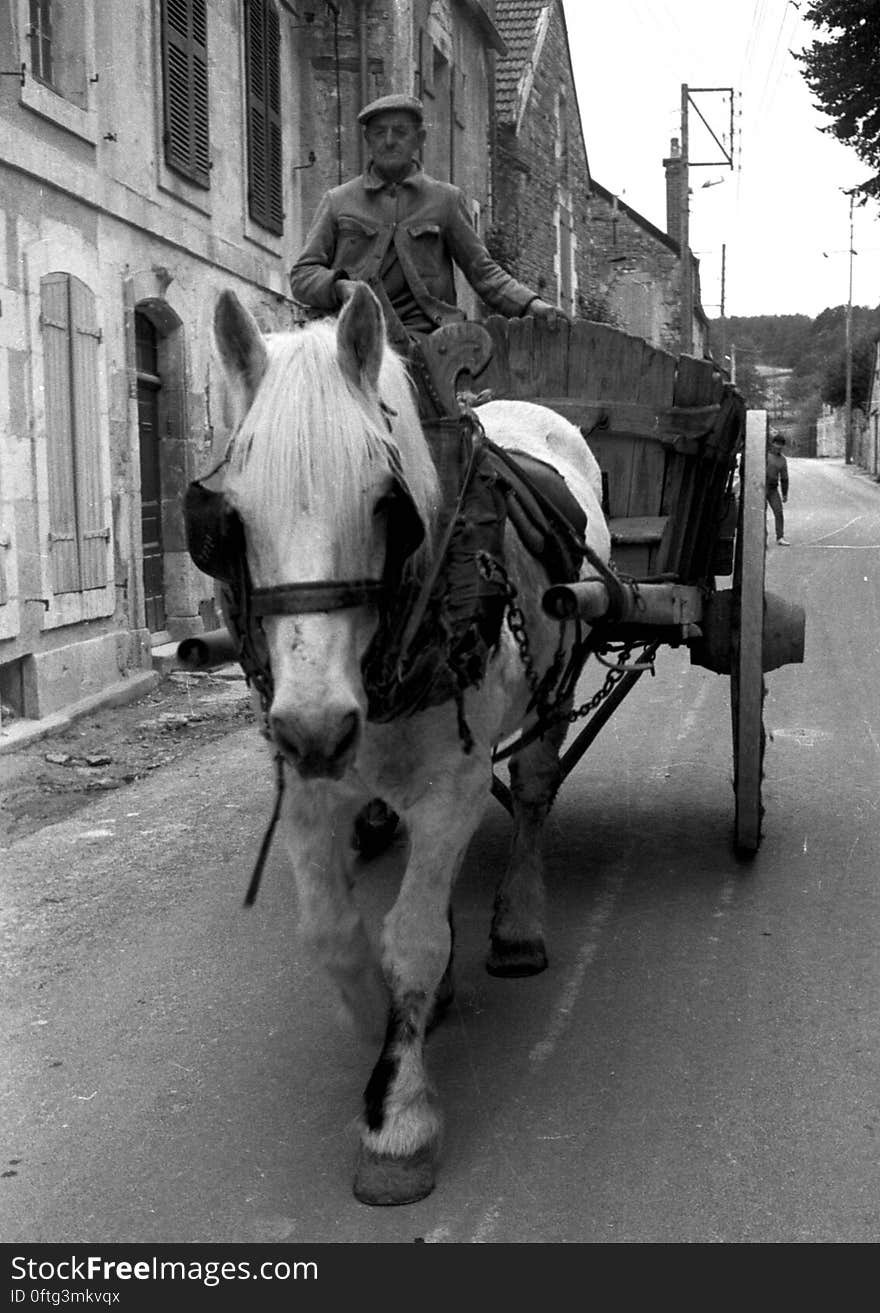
xmin=2 ymin=457 xmax=878 ymax=1243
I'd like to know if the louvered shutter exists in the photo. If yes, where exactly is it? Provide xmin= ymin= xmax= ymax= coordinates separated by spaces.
xmin=41 ymin=274 xmax=80 ymax=593
xmin=245 ymin=0 xmax=283 ymax=234
xmin=40 ymin=274 xmax=109 ymax=594
xmin=162 ymin=0 xmax=211 ymax=188
xmin=69 ymin=278 xmax=108 ymax=589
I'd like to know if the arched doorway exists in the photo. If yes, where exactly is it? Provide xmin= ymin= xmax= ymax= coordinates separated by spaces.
xmin=135 ymin=311 xmax=165 ymax=634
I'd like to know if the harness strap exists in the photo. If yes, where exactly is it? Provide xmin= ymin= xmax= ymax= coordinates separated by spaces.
xmin=252 ymin=580 xmax=385 ymax=615
xmin=243 ymin=753 xmax=286 ymax=908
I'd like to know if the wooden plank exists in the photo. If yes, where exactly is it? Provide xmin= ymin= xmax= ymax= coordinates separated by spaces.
xmin=590 ymin=434 xmax=638 ymax=519
xmin=531 ymin=315 xmax=570 ymax=397
xmin=673 ymin=353 xmax=724 ymax=407
xmin=481 ymin=315 xmax=510 ymax=398
xmin=611 ymin=544 xmax=653 ymax=577
xmin=503 ymin=315 xmax=536 ymax=398
xmin=610 ymin=516 xmax=668 ymax=544
xmin=627 ymin=428 xmax=667 ymax=520
xmin=636 ymin=340 xmax=677 ymax=408
xmin=41 ymin=274 xmax=80 ymax=594
xmin=518 ymin=397 xmax=716 ymax=453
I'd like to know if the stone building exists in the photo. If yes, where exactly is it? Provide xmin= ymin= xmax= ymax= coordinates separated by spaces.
xmin=0 ymin=0 xmax=308 ymax=725
xmin=492 ymin=0 xmax=708 ymax=354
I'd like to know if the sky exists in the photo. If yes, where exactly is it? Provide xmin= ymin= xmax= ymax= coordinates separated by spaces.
xmin=562 ymin=0 xmax=880 ymax=320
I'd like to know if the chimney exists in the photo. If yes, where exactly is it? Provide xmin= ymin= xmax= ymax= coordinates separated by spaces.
xmin=663 ymin=137 xmax=682 ymax=242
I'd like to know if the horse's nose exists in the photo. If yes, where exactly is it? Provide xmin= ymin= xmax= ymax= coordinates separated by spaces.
xmin=269 ymin=705 xmax=361 ymax=780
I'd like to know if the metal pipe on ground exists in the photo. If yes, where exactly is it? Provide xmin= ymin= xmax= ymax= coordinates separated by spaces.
xmin=177 ymin=629 xmax=238 ymax=670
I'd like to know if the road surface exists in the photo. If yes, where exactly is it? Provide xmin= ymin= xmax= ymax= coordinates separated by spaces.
xmin=2 ymin=456 xmax=878 ymax=1244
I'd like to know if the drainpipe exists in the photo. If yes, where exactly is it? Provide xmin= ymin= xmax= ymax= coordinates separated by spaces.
xmin=356 ymin=0 xmax=370 ymax=172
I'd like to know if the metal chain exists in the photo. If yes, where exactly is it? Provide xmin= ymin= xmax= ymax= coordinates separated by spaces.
xmin=478 ymin=552 xmax=543 ymax=702
xmin=477 ymin=551 xmax=658 ymax=742
xmin=564 ymin=640 xmax=658 ymax=724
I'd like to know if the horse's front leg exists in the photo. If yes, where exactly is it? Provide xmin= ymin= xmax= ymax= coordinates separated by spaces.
xmin=280 ymin=778 xmax=389 ymax=1045
xmin=353 ymin=764 xmax=487 ymax=1206
xmin=487 ymin=712 xmax=568 ymax=977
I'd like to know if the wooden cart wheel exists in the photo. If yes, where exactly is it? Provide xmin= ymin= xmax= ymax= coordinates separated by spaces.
xmin=730 ymin=412 xmax=767 ymax=855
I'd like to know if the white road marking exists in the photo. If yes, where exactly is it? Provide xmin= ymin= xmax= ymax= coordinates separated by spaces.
xmin=529 ymin=881 xmax=618 ymax=1065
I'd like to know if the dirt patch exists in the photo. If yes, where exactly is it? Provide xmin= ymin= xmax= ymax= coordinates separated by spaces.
xmin=0 ymin=669 xmax=255 ymax=848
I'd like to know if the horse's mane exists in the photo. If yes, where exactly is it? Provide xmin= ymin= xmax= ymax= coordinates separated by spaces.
xmin=224 ymin=319 xmax=438 ymax=567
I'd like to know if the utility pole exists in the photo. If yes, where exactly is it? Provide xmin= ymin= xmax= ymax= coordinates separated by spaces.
xmin=719 ymin=242 xmax=727 ymax=372
xmin=678 ymin=84 xmax=735 ymax=359
xmin=680 ymin=84 xmax=693 ymax=356
xmin=845 ymin=190 xmax=854 ymax=464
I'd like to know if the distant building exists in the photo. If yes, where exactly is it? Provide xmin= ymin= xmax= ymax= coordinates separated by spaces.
xmin=856 ymin=340 xmax=880 ymax=478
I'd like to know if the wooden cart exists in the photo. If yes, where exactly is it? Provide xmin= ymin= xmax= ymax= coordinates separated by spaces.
xmin=418 ymin=314 xmax=806 ymax=855
xmin=182 ymin=313 xmax=806 ymax=855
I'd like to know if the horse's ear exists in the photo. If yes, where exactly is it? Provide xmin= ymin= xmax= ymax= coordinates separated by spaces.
xmin=337 ymin=282 xmax=385 ymax=394
xmin=213 ymin=290 xmax=268 ymax=409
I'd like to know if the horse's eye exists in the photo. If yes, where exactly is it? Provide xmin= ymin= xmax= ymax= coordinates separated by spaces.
xmin=373 ymin=489 xmax=395 ymax=518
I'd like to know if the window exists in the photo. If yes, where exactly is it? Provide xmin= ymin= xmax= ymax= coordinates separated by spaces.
xmin=24 ymin=0 xmax=89 ymax=110
xmin=161 ymin=0 xmax=210 ymax=188
xmin=40 ymin=274 xmax=109 ymax=594
xmin=28 ymin=0 xmax=52 ymax=84
xmin=244 ymin=0 xmax=283 ymax=234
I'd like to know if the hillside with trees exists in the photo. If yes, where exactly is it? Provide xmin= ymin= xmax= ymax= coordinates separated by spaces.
xmin=707 ymin=306 xmax=880 ymax=445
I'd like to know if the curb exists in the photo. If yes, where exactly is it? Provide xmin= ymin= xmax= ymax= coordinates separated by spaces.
xmin=0 ymin=670 xmax=162 ymax=757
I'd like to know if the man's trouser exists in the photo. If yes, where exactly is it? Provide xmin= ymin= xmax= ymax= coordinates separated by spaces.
xmin=766 ymin=486 xmax=785 ymax=540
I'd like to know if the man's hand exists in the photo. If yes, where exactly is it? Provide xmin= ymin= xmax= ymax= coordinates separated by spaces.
xmin=528 ymin=298 xmax=570 ymax=326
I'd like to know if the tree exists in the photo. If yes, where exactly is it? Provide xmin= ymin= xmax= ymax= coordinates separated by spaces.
xmin=798 ymin=2 xmax=880 ymax=201
xmin=730 ymin=355 xmax=769 ymax=410
xmin=821 ymin=332 xmax=877 ymax=408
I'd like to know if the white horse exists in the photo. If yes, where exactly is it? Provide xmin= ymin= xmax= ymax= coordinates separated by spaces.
xmin=210 ymin=283 xmax=611 ymax=1205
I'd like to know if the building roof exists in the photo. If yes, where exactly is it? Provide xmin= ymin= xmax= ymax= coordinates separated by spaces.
xmin=494 ymin=1 xmax=552 ymax=126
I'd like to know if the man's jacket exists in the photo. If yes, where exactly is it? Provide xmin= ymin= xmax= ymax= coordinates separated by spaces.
xmin=289 ymin=164 xmax=538 ymax=330
xmin=766 ymin=449 xmax=789 ymax=496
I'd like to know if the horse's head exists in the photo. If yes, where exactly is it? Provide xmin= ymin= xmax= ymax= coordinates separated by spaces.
xmin=207 ymin=284 xmax=437 ymax=780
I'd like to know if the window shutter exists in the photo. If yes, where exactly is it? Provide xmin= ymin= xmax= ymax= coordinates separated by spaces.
xmin=162 ymin=0 xmax=211 ymax=188
xmin=40 ymin=274 xmax=80 ymax=593
xmin=69 ymin=278 xmax=108 ymax=589
xmin=40 ymin=274 xmax=109 ymax=594
xmin=245 ymin=0 xmax=283 ymax=234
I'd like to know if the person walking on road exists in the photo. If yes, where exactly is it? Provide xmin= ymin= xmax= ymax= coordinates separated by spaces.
xmin=766 ymin=432 xmax=790 ymax=545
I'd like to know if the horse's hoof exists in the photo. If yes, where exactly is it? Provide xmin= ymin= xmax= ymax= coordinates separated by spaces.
xmin=486 ymin=936 xmax=548 ymax=977
xmin=352 ymin=799 xmax=399 ymax=860
xmin=353 ymin=1143 xmax=436 ymax=1207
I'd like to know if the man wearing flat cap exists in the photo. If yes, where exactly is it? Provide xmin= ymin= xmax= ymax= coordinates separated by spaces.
xmin=289 ymin=93 xmax=564 ymax=342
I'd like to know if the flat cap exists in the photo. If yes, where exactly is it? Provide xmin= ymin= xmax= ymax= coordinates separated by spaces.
xmin=358 ymin=94 xmax=424 ymax=127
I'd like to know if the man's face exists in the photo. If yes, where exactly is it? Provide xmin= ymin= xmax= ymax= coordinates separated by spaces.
xmin=365 ymin=111 xmax=424 ymax=181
